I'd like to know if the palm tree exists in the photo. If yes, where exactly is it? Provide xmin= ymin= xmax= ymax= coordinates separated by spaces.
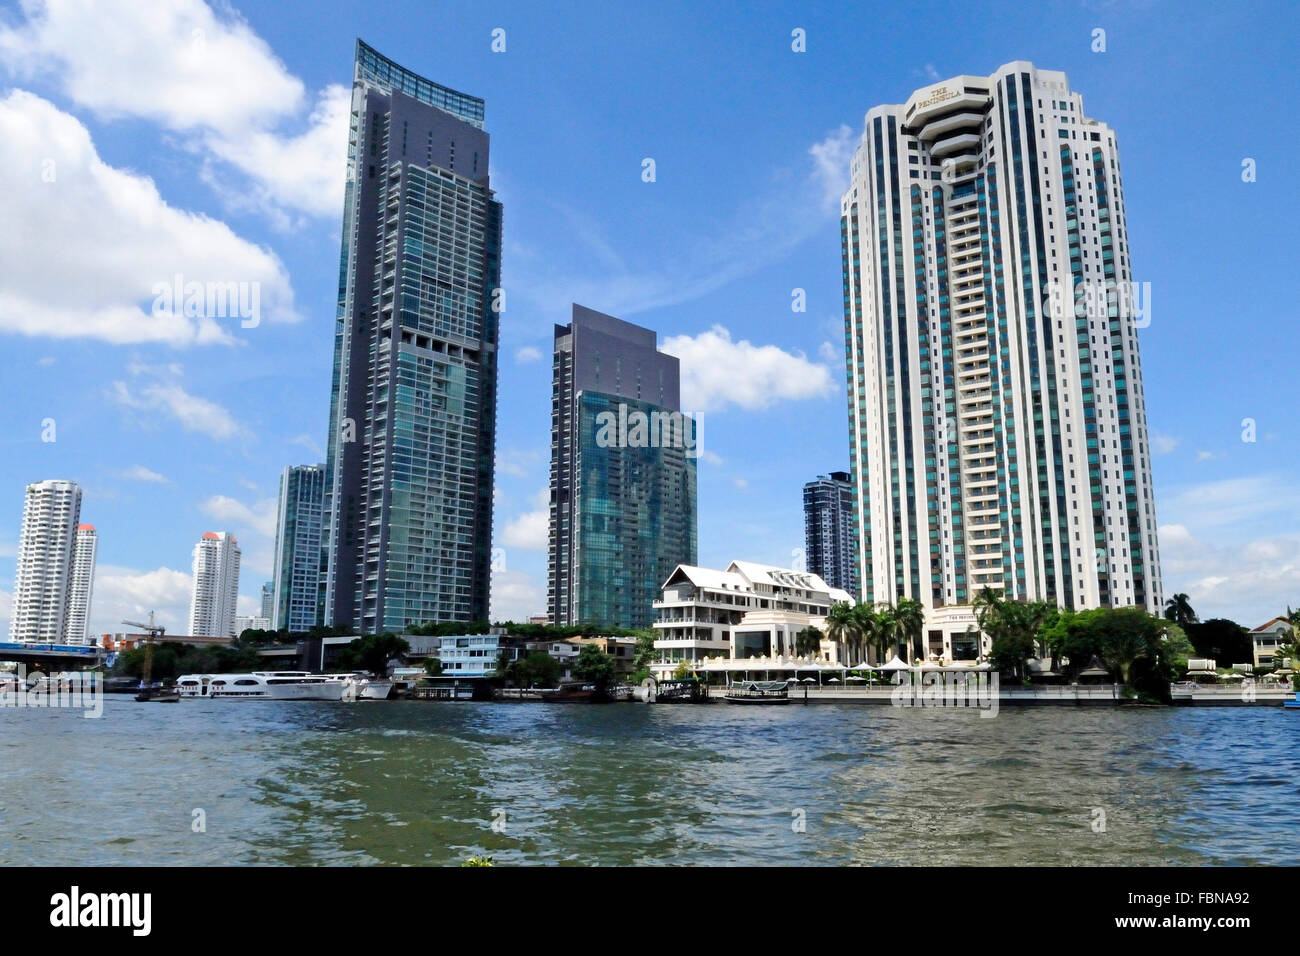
xmin=875 ymin=603 xmax=900 ymax=662
xmin=853 ymin=604 xmax=884 ymax=664
xmin=894 ymin=598 xmax=926 ymax=662
xmin=824 ymin=602 xmax=860 ymax=666
xmin=1164 ymin=593 xmax=1197 ymax=629
xmin=794 ymin=626 xmax=824 ymax=657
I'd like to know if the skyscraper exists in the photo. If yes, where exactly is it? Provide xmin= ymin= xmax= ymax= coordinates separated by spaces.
xmin=841 ymin=63 xmax=1162 ymax=653
xmin=548 ymin=305 xmax=698 ymax=629
xmin=803 ymin=472 xmax=857 ymax=598
xmin=65 ymin=524 xmax=98 ymax=643
xmin=9 ymin=479 xmax=83 ymax=643
xmin=272 ymin=464 xmax=326 ymax=633
xmin=324 ymin=40 xmax=501 ymax=632
xmin=260 ymin=581 xmax=274 ymax=621
xmin=188 ymin=532 xmax=241 ymax=639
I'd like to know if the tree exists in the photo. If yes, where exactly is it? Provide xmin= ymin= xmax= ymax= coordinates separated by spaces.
xmin=672 ymin=660 xmax=695 ymax=680
xmin=974 ymin=589 xmax=1056 ymax=680
xmin=824 ymin=602 xmax=860 ymax=665
xmin=1163 ymin=593 xmax=1198 ymax=630
xmin=794 ymin=626 xmax=824 ymax=657
xmin=852 ymin=604 xmax=886 ymax=663
xmin=508 ymin=652 xmax=560 ymax=689
xmin=572 ymin=643 xmax=615 ymax=689
xmin=632 ymin=631 xmax=658 ymax=671
xmin=1185 ymin=618 xmax=1252 ymax=665
xmin=338 ymin=633 xmax=410 ymax=676
xmin=423 ymin=658 xmax=444 ymax=676
xmin=894 ymin=598 xmax=926 ymax=661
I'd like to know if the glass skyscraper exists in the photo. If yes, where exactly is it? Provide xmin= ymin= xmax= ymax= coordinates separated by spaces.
xmin=841 ymin=62 xmax=1162 ymax=632
xmin=803 ymin=472 xmax=858 ymax=598
xmin=548 ymin=305 xmax=697 ymax=629
xmin=324 ymin=41 xmax=501 ymax=632
xmin=272 ymin=464 xmax=326 ymax=633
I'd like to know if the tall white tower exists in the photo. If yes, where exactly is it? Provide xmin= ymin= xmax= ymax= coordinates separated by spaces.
xmin=65 ymin=524 xmax=98 ymax=643
xmin=9 ymin=479 xmax=83 ymax=643
xmin=187 ymin=532 xmax=241 ymax=638
xmin=841 ymin=62 xmax=1162 ymax=639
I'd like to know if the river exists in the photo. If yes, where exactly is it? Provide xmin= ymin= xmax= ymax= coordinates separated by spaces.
xmin=1 ymin=698 xmax=1295 ymax=865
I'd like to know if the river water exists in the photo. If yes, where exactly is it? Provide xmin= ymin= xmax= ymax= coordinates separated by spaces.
xmin=1 ymin=698 xmax=1295 ymax=866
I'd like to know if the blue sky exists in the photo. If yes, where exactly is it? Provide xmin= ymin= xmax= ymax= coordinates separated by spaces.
xmin=0 ymin=0 xmax=1296 ymax=637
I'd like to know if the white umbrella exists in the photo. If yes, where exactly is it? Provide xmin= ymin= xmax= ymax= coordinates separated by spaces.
xmin=801 ymin=677 xmax=817 ymax=683
xmin=846 ymin=675 xmax=866 ymax=682
xmin=878 ymin=655 xmax=910 ymax=672
xmin=828 ymin=677 xmax=841 ymax=683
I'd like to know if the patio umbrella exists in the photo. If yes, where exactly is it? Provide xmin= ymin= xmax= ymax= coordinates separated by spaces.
xmin=846 ymin=675 xmax=866 ymax=682
xmin=801 ymin=677 xmax=817 ymax=683
xmin=828 ymin=677 xmax=841 ymax=683
xmin=878 ymin=655 xmax=910 ymax=672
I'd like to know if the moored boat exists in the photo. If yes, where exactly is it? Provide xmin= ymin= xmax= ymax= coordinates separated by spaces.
xmin=540 ymin=682 xmax=598 ymax=703
xmin=723 ymin=680 xmax=791 ymax=705
xmin=176 ymin=671 xmax=347 ymax=701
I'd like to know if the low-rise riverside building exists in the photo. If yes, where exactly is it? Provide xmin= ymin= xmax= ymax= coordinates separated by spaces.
xmin=1250 ymin=617 xmax=1294 ymax=669
xmin=651 ymin=561 xmax=853 ymax=678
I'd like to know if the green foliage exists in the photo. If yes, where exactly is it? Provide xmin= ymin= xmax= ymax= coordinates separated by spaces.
xmin=110 ymin=642 xmax=263 ymax=680
xmin=1185 ymin=618 xmax=1252 ymax=665
xmin=672 ymin=660 xmax=694 ymax=680
xmin=632 ymin=631 xmax=658 ymax=670
xmin=1163 ymin=593 xmax=1198 ymax=630
xmin=337 ymin=633 xmax=410 ymax=675
xmin=573 ymin=642 xmax=615 ymax=687
xmin=794 ymin=626 xmax=824 ymax=657
xmin=975 ymin=589 xmax=1058 ymax=679
xmin=236 ymin=628 xmax=289 ymax=646
xmin=406 ymin=620 xmax=492 ymax=637
xmin=494 ymin=621 xmax=652 ymax=641
xmin=423 ymin=657 xmax=444 ymax=676
xmin=506 ymin=651 xmax=561 ymax=689
xmin=461 ymin=856 xmax=494 ymax=867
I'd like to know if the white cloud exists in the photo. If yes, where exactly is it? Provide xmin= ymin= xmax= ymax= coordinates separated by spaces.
xmin=501 ymin=488 xmax=549 ymax=552
xmin=108 ymin=368 xmax=245 ymax=441
xmin=662 ymin=325 xmax=836 ymax=413
xmin=497 ymin=448 xmax=545 ymax=480
xmin=1196 ymin=450 xmax=1217 ymax=461
xmin=1159 ymin=474 xmax=1300 ymax=535
xmin=0 ymin=90 xmax=297 ymax=346
xmin=0 ymin=0 xmax=346 ymax=224
xmin=1159 ymin=524 xmax=1300 ymax=626
xmin=121 ymin=464 xmax=169 ymax=483
xmin=515 ymin=345 xmax=543 ymax=364
xmin=199 ymin=494 xmax=278 ymax=539
xmin=808 ymin=123 xmax=855 ymax=212
xmin=818 ymin=340 xmax=840 ymax=364
xmin=490 ymin=567 xmax=544 ymax=624
xmin=733 ymin=477 xmax=749 ymax=490
xmin=288 ymin=433 xmax=324 ymax=460
xmin=698 ymin=449 xmax=723 ymax=466
xmin=0 ymin=588 xmax=11 ymax=636
xmin=89 ymin=564 xmax=192 ymax=637
xmin=1151 ymin=433 xmax=1180 ymax=455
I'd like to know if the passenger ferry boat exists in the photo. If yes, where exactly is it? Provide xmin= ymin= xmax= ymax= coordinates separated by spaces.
xmin=722 ymin=680 xmax=791 ymax=705
xmin=176 ymin=671 xmax=348 ymax=701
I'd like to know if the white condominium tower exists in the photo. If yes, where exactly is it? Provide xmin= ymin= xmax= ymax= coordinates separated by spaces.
xmin=65 ymin=524 xmax=98 ymax=643
xmin=841 ymin=62 xmax=1161 ymax=634
xmin=188 ymin=532 xmax=241 ymax=638
xmin=9 ymin=479 xmax=86 ymax=643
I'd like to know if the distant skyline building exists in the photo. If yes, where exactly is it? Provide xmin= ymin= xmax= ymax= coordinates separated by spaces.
xmin=188 ymin=532 xmax=241 ymax=639
xmin=260 ymin=581 xmax=274 ymax=621
xmin=803 ymin=472 xmax=858 ymax=598
xmin=234 ymin=614 xmax=271 ymax=636
xmin=324 ymin=40 xmax=501 ymax=632
xmin=65 ymin=524 xmax=98 ymax=643
xmin=272 ymin=464 xmax=326 ymax=633
xmin=841 ymin=62 xmax=1162 ymax=658
xmin=9 ymin=479 xmax=84 ymax=643
xmin=548 ymin=305 xmax=698 ymax=629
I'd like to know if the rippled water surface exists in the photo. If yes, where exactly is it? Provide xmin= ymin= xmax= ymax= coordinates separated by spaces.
xmin=2 ymin=699 xmax=1296 ymax=865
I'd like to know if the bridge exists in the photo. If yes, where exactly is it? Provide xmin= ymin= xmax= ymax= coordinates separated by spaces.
xmin=0 ymin=642 xmax=102 ymax=669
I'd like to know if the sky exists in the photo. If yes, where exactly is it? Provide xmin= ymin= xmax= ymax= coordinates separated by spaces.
xmin=0 ymin=0 xmax=1296 ymax=638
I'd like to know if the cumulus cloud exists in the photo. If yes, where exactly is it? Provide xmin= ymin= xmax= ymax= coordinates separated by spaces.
xmin=1159 ymin=524 xmax=1300 ymax=626
xmin=121 ymin=465 xmax=169 ymax=483
xmin=1150 ymin=433 xmax=1180 ymax=455
xmin=108 ymin=366 xmax=245 ymax=441
xmin=515 ymin=345 xmax=543 ymax=364
xmin=200 ymin=494 xmax=278 ymax=539
xmin=89 ymin=564 xmax=193 ymax=637
xmin=809 ymin=123 xmax=855 ymax=211
xmin=662 ymin=325 xmax=836 ymax=413
xmin=490 ymin=567 xmax=544 ymax=624
xmin=0 ymin=0 xmax=346 ymax=224
xmin=501 ymin=488 xmax=549 ymax=552
xmin=0 ymin=90 xmax=297 ymax=346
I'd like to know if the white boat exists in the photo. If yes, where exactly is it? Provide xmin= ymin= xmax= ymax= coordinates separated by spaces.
xmin=176 ymin=671 xmax=347 ymax=701
xmin=320 ymin=673 xmax=394 ymax=701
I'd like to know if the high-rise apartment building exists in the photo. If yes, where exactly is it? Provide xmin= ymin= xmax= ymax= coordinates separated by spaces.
xmin=841 ymin=62 xmax=1161 ymax=653
xmin=324 ymin=40 xmax=501 ymax=632
xmin=65 ymin=524 xmax=98 ymax=643
xmin=260 ymin=581 xmax=274 ymax=621
xmin=803 ymin=472 xmax=858 ymax=598
xmin=9 ymin=479 xmax=84 ymax=643
xmin=188 ymin=532 xmax=241 ymax=639
xmin=272 ymin=464 xmax=326 ymax=633
xmin=548 ymin=305 xmax=697 ymax=629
